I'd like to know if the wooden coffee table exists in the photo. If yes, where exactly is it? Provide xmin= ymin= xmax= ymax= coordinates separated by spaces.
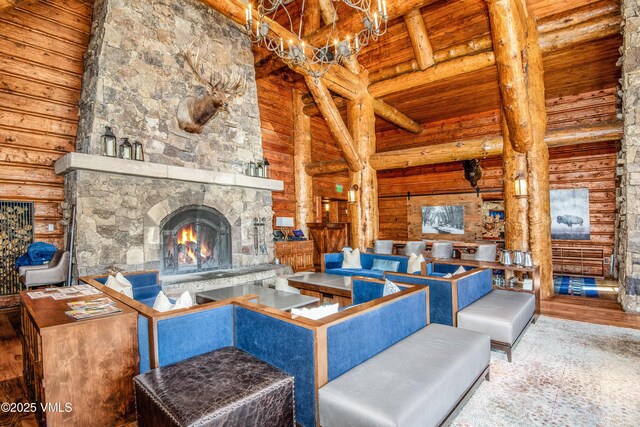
xmin=287 ymin=273 xmax=352 ymax=307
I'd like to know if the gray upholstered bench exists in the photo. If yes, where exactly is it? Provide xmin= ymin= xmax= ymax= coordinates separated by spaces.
xmin=457 ymin=289 xmax=535 ymax=362
xmin=318 ymin=324 xmax=490 ymax=427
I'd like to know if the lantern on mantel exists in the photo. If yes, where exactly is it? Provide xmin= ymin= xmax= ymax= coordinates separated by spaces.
xmin=263 ymin=158 xmax=270 ymax=178
xmin=133 ymin=141 xmax=144 ymax=161
xmin=101 ymin=126 xmax=117 ymax=157
xmin=120 ymin=138 xmax=133 ymax=160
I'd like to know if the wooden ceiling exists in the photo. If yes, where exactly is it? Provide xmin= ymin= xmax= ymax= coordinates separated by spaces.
xmin=255 ymin=0 xmax=622 ymax=133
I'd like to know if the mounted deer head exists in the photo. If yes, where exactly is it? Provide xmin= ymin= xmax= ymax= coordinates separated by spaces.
xmin=177 ymin=48 xmax=248 ymax=134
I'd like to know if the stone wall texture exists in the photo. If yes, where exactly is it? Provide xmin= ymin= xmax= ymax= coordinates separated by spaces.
xmin=618 ymin=0 xmax=640 ymax=313
xmin=67 ymin=0 xmax=275 ymax=277
xmin=76 ymin=0 xmax=262 ymax=172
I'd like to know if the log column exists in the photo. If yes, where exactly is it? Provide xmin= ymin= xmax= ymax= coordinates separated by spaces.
xmin=487 ymin=0 xmax=552 ymax=298
xmin=501 ymin=116 xmax=529 ymax=251
xmin=293 ymin=90 xmax=314 ymax=236
xmin=524 ymin=9 xmax=553 ymax=300
xmin=347 ymin=89 xmax=378 ymax=250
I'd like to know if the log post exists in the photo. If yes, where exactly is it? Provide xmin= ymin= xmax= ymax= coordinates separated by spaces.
xmin=293 ymin=90 xmax=314 ymax=236
xmin=347 ymin=92 xmax=378 ymax=250
xmin=524 ymin=9 xmax=553 ymax=300
xmin=501 ymin=115 xmax=529 ymax=251
xmin=486 ymin=0 xmax=534 ymax=153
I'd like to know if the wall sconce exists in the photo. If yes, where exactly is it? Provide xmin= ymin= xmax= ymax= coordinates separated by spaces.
xmin=348 ymin=185 xmax=359 ymax=203
xmin=514 ymin=174 xmax=528 ymax=198
xmin=324 ymin=202 xmax=330 ymax=212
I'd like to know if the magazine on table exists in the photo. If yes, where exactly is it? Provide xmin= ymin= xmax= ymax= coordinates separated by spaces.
xmin=65 ymin=297 xmax=121 ymax=320
xmin=27 ymin=284 xmax=101 ymax=300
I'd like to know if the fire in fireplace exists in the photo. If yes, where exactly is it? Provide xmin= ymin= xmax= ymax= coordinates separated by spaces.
xmin=161 ymin=206 xmax=231 ymax=274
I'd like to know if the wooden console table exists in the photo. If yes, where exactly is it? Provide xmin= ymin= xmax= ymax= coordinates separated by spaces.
xmin=433 ymin=258 xmax=541 ymax=314
xmin=274 ymin=240 xmax=314 ymax=272
xmin=20 ymin=290 xmax=138 ymax=426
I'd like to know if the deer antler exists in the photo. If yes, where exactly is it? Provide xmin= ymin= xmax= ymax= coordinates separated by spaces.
xmin=179 ymin=47 xmax=214 ymax=94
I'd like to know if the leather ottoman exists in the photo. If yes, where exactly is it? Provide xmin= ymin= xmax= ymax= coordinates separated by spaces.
xmin=134 ymin=347 xmax=295 ymax=427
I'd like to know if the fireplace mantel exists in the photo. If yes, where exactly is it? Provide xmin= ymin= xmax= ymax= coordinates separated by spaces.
xmin=55 ymin=153 xmax=284 ymax=192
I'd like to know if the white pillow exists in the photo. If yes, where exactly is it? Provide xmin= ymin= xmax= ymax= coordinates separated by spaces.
xmin=291 ymin=303 xmax=339 ymax=320
xmin=444 ymin=273 xmax=453 ymax=278
xmin=342 ymin=248 xmax=362 ymax=269
xmin=383 ymin=279 xmax=401 ymax=296
xmin=454 ymin=266 xmax=467 ymax=276
xmin=172 ymin=291 xmax=193 ymax=310
xmin=153 ymin=291 xmax=173 ymax=312
xmin=104 ymin=274 xmax=133 ymax=298
xmin=407 ymin=253 xmax=425 ymax=274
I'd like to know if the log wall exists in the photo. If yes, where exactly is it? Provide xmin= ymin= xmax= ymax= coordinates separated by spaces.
xmin=257 ymin=77 xmax=296 ymax=224
xmin=377 ymin=88 xmax=619 ymax=277
xmin=0 ymin=0 xmax=93 ymax=249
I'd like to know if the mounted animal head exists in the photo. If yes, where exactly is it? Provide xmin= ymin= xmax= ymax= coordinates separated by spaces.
xmin=462 ymin=159 xmax=483 ymax=187
xmin=177 ymin=48 xmax=247 ymax=134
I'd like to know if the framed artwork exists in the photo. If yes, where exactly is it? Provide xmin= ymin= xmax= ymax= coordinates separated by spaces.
xmin=550 ymin=188 xmax=590 ymax=240
xmin=421 ymin=205 xmax=465 ymax=235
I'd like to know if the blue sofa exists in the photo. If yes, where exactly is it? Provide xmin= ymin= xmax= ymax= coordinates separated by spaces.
xmin=92 ymin=271 xmax=163 ymax=307
xmin=322 ymin=252 xmax=414 ymax=279
xmin=385 ymin=264 xmax=493 ymax=326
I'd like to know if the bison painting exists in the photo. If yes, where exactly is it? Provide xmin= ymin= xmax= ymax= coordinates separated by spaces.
xmin=557 ymin=215 xmax=584 ymax=228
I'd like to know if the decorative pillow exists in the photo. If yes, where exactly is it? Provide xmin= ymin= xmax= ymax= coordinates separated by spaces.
xmin=371 ymin=258 xmax=400 ymax=272
xmin=172 ymin=291 xmax=193 ymax=310
xmin=152 ymin=291 xmax=173 ymax=312
xmin=383 ymin=279 xmax=401 ymax=296
xmin=291 ymin=303 xmax=340 ymax=320
xmin=342 ymin=248 xmax=362 ymax=269
xmin=444 ymin=273 xmax=453 ymax=278
xmin=407 ymin=253 xmax=425 ymax=274
xmin=454 ymin=266 xmax=467 ymax=276
xmin=104 ymin=274 xmax=133 ymax=298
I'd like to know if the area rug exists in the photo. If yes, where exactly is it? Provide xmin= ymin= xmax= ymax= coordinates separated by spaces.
xmin=452 ymin=316 xmax=640 ymax=427
xmin=554 ymin=275 xmax=599 ymax=297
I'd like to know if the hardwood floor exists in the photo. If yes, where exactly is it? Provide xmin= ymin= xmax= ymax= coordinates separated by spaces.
xmin=541 ymin=295 xmax=640 ymax=330
xmin=0 ymin=308 xmax=37 ymax=427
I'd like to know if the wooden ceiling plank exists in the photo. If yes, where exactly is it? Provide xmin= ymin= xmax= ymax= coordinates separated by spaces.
xmin=404 ymin=8 xmax=435 ymax=70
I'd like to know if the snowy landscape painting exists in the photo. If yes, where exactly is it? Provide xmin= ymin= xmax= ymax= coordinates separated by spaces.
xmin=422 ymin=205 xmax=465 ymax=234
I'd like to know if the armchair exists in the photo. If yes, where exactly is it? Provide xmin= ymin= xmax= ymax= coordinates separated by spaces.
xmin=19 ymin=250 xmax=69 ymax=288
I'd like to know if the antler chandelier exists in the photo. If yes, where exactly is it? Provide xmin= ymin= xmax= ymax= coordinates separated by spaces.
xmin=245 ymin=0 xmax=388 ymax=81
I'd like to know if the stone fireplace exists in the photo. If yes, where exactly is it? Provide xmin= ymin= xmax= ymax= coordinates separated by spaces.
xmin=161 ymin=205 xmax=232 ymax=274
xmin=58 ymin=0 xmax=282 ymax=279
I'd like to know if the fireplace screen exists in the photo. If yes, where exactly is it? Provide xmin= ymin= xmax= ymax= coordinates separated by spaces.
xmin=161 ymin=206 xmax=231 ymax=274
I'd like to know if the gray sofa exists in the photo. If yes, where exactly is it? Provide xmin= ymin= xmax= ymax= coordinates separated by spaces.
xmin=319 ymin=324 xmax=490 ymax=427
xmin=457 ymin=289 xmax=535 ymax=362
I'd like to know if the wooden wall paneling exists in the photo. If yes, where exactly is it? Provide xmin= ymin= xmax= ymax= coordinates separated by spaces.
xmin=257 ymin=77 xmax=295 ymax=224
xmin=406 ymin=193 xmax=482 ymax=242
xmin=0 ymin=0 xmax=93 ymax=254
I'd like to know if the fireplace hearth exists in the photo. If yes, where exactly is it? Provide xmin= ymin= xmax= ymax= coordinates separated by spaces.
xmin=162 ymin=206 xmax=231 ymax=274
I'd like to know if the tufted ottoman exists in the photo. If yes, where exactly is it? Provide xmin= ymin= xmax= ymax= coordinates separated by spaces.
xmin=134 ymin=347 xmax=295 ymax=427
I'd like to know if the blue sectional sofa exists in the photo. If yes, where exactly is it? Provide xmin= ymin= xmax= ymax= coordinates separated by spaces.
xmin=92 ymin=271 xmax=163 ymax=307
xmin=81 ymin=271 xmax=490 ymax=427
xmin=322 ymin=252 xmax=414 ymax=279
xmin=385 ymin=264 xmax=493 ymax=326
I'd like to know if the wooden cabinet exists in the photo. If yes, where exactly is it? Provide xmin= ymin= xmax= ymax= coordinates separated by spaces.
xmin=274 ymin=240 xmax=314 ymax=272
xmin=20 ymin=291 xmax=138 ymax=426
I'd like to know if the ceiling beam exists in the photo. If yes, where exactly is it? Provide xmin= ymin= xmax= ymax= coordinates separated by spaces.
xmin=368 ymin=123 xmax=623 ymax=170
xmin=370 ymin=98 xmax=423 ymax=133
xmin=369 ymin=10 xmax=620 ymax=95
xmin=305 ymin=122 xmax=623 ymax=175
xmin=305 ymin=76 xmax=362 ymax=171
xmin=404 ymin=9 xmax=434 ymax=70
